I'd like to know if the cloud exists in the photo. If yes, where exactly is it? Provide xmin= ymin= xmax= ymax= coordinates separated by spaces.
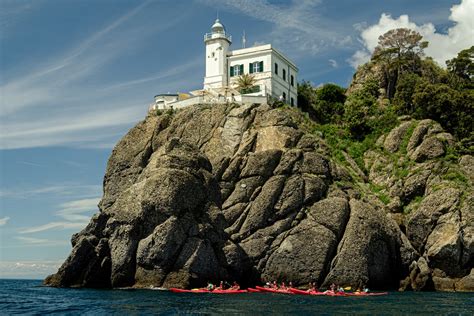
xmin=328 ymin=59 xmax=338 ymax=68
xmin=0 ymin=0 xmax=35 ymax=35
xmin=15 ymin=236 xmax=68 ymax=245
xmin=56 ymin=197 xmax=101 ymax=221
xmin=18 ymin=221 xmax=88 ymax=234
xmin=0 ymin=260 xmax=63 ymax=279
xmin=0 ymin=184 xmax=101 ymax=199
xmin=0 ymin=1 xmax=197 ymax=150
xmin=349 ymin=0 xmax=474 ymax=68
xmin=17 ymin=196 xmax=100 ymax=234
xmin=200 ymin=0 xmax=352 ymax=56
xmin=102 ymin=57 xmax=201 ymax=92
xmin=0 ymin=217 xmax=10 ymax=226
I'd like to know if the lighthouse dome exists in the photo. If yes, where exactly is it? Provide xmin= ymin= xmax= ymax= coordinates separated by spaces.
xmin=211 ymin=19 xmax=225 ymax=33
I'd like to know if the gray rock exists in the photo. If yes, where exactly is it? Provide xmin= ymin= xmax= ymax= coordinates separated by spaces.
xmin=406 ymin=187 xmax=461 ymax=253
xmin=262 ymin=218 xmax=337 ymax=285
xmin=322 ymin=199 xmax=401 ymax=289
xmin=410 ymin=137 xmax=445 ymax=162
xmin=384 ymin=121 xmax=413 ymax=153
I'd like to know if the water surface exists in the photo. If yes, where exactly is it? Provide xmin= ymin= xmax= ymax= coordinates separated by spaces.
xmin=1 ymin=279 xmax=472 ymax=315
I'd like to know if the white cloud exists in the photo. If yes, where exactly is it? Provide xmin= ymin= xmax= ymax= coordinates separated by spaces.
xmin=15 ymin=236 xmax=67 ymax=245
xmin=0 ymin=260 xmax=63 ymax=279
xmin=0 ymin=217 xmax=10 ymax=226
xmin=18 ymin=221 xmax=88 ymax=234
xmin=349 ymin=0 xmax=474 ymax=68
xmin=328 ymin=59 xmax=338 ymax=68
xmin=200 ymin=0 xmax=351 ymax=56
xmin=0 ymin=0 xmax=35 ymax=35
xmin=0 ymin=184 xmax=101 ymax=199
xmin=56 ymin=197 xmax=101 ymax=221
xmin=17 ymin=197 xmax=100 ymax=234
xmin=0 ymin=1 xmax=198 ymax=150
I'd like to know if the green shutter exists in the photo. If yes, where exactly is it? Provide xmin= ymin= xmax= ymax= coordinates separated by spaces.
xmin=240 ymin=64 xmax=244 ymax=75
xmin=230 ymin=66 xmax=234 ymax=77
xmin=249 ymin=63 xmax=253 ymax=74
xmin=259 ymin=61 xmax=263 ymax=72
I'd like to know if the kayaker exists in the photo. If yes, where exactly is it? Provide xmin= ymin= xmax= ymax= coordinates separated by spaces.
xmin=281 ymin=282 xmax=287 ymax=290
xmin=206 ymin=282 xmax=214 ymax=291
xmin=288 ymin=281 xmax=293 ymax=289
xmin=215 ymin=281 xmax=224 ymax=290
xmin=230 ymin=281 xmax=240 ymax=290
xmin=272 ymin=281 xmax=278 ymax=289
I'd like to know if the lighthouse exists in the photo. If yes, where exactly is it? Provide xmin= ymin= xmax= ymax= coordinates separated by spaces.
xmin=203 ymin=19 xmax=232 ymax=90
xmin=151 ymin=18 xmax=299 ymax=111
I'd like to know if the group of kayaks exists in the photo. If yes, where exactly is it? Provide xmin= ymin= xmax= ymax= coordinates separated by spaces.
xmin=169 ymin=286 xmax=388 ymax=296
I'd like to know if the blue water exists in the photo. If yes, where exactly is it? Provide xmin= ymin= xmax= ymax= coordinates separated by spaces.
xmin=0 ymin=279 xmax=472 ymax=315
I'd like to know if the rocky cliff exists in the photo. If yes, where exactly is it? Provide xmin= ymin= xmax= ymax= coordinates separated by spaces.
xmin=45 ymin=102 xmax=473 ymax=291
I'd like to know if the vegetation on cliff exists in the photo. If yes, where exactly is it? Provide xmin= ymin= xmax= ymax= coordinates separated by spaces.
xmin=298 ymin=29 xmax=473 ymax=161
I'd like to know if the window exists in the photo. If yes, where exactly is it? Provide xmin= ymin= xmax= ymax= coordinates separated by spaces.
xmin=291 ymin=97 xmax=294 ymax=106
xmin=283 ymin=69 xmax=286 ymax=81
xmin=230 ymin=64 xmax=244 ymax=77
xmin=282 ymin=92 xmax=286 ymax=100
xmin=291 ymin=75 xmax=294 ymax=87
xmin=274 ymin=63 xmax=278 ymax=75
xmin=249 ymin=61 xmax=263 ymax=73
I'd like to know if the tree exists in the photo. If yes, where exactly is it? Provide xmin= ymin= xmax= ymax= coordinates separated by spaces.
xmin=343 ymin=89 xmax=377 ymax=139
xmin=446 ymin=46 xmax=474 ymax=89
xmin=412 ymin=81 xmax=473 ymax=140
xmin=372 ymin=28 xmax=428 ymax=99
xmin=297 ymin=80 xmax=316 ymax=116
xmin=235 ymin=73 xmax=256 ymax=93
xmin=374 ymin=28 xmax=428 ymax=62
xmin=392 ymin=73 xmax=423 ymax=115
xmin=313 ymin=84 xmax=346 ymax=124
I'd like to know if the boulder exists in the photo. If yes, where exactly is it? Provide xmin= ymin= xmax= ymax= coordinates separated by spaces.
xmin=410 ymin=136 xmax=445 ymax=162
xmin=383 ymin=121 xmax=413 ymax=153
xmin=322 ymin=199 xmax=401 ymax=289
xmin=406 ymin=187 xmax=461 ymax=253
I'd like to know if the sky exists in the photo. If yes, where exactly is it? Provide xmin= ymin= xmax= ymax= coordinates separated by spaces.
xmin=0 ymin=0 xmax=473 ymax=279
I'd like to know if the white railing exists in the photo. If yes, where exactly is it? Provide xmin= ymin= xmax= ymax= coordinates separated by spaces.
xmin=204 ymin=32 xmax=232 ymax=42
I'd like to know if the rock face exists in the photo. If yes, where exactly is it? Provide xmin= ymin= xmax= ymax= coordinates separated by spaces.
xmin=45 ymin=103 xmax=473 ymax=291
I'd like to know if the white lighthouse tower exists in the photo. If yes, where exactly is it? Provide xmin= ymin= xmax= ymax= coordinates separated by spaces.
xmin=203 ymin=19 xmax=232 ymax=90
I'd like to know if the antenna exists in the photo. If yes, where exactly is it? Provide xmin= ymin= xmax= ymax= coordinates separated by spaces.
xmin=216 ymin=10 xmax=219 ymax=20
xmin=242 ymin=30 xmax=246 ymax=48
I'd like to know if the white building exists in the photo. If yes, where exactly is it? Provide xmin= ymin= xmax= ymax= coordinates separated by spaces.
xmin=204 ymin=19 xmax=298 ymax=106
xmin=150 ymin=18 xmax=298 ymax=110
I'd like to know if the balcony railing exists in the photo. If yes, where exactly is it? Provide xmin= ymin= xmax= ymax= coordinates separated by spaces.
xmin=204 ymin=32 xmax=232 ymax=42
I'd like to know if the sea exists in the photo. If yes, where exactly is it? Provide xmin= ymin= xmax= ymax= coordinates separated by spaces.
xmin=0 ymin=279 xmax=472 ymax=315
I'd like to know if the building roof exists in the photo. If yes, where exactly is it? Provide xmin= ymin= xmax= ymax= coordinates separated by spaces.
xmin=211 ymin=19 xmax=225 ymax=33
xmin=154 ymin=94 xmax=178 ymax=98
xmin=228 ymin=44 xmax=298 ymax=71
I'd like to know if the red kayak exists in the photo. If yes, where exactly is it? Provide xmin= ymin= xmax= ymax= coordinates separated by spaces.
xmin=169 ymin=288 xmax=247 ymax=294
xmin=289 ymin=288 xmax=327 ymax=296
xmin=255 ymin=286 xmax=293 ymax=294
xmin=211 ymin=289 xmax=247 ymax=294
xmin=323 ymin=291 xmax=347 ymax=296
xmin=345 ymin=292 xmax=389 ymax=296
xmin=247 ymin=288 xmax=261 ymax=293
xmin=169 ymin=288 xmax=209 ymax=293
